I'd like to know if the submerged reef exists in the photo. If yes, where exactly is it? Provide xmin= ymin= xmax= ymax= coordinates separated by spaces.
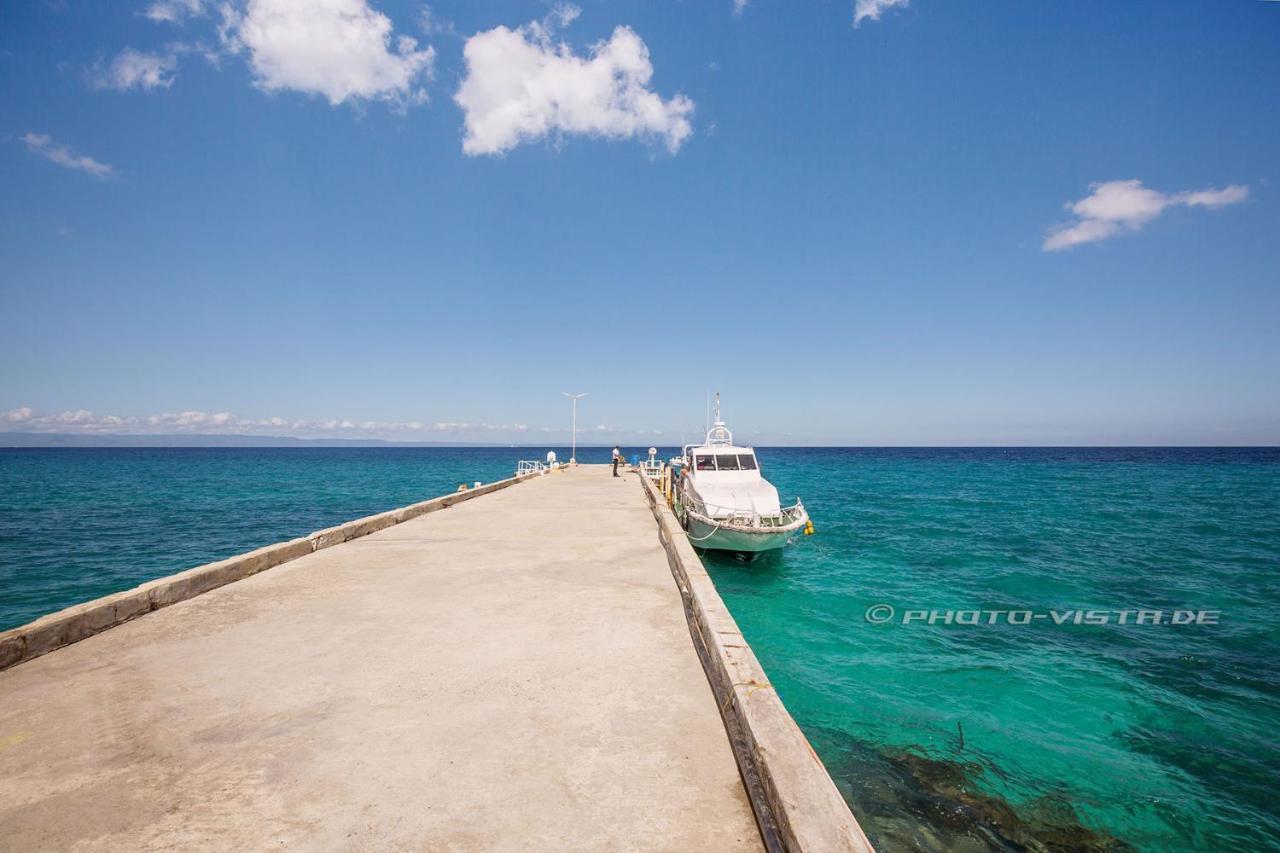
xmin=810 ymin=727 xmax=1131 ymax=852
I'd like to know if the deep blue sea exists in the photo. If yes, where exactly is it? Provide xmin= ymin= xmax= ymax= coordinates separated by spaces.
xmin=2 ymin=446 xmax=1277 ymax=850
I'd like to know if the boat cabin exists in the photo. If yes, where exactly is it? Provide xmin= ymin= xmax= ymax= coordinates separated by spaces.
xmin=682 ymin=414 xmax=782 ymax=518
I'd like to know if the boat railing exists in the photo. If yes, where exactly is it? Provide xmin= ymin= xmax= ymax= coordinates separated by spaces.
xmin=684 ymin=493 xmax=806 ymax=528
xmin=638 ymin=460 xmax=663 ymax=481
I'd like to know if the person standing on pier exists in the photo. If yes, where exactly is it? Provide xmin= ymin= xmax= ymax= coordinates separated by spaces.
xmin=612 ymin=446 xmax=622 ymax=477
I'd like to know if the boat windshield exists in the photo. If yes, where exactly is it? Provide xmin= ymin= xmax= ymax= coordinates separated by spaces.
xmin=694 ymin=453 xmax=759 ymax=471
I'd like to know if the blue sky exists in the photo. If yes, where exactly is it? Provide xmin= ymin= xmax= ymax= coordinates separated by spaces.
xmin=1 ymin=0 xmax=1277 ymax=445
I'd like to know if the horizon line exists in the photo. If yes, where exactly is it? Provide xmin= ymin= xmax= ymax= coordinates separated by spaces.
xmin=0 ymin=433 xmax=1276 ymax=450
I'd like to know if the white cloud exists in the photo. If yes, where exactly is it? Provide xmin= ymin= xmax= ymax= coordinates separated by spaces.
xmin=455 ymin=5 xmax=694 ymax=156
xmin=93 ymin=47 xmax=180 ymax=91
xmin=0 ymin=407 xmax=539 ymax=439
xmin=1177 ymin=185 xmax=1250 ymax=210
xmin=1044 ymin=179 xmax=1249 ymax=252
xmin=418 ymin=4 xmax=455 ymax=37
xmin=0 ymin=407 xmax=686 ymax=443
xmin=733 ymin=0 xmax=749 ymax=16
xmin=144 ymin=0 xmax=207 ymax=23
xmin=21 ymin=133 xmax=116 ymax=179
xmin=855 ymin=0 xmax=909 ymax=26
xmin=221 ymin=0 xmax=436 ymax=107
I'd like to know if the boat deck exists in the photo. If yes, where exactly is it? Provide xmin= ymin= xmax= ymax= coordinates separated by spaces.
xmin=0 ymin=465 xmax=760 ymax=851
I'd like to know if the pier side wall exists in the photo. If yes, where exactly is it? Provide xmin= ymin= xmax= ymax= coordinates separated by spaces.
xmin=0 ymin=473 xmax=534 ymax=671
xmin=638 ymin=474 xmax=874 ymax=853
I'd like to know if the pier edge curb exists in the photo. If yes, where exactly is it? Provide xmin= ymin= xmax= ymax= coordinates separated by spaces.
xmin=637 ymin=473 xmax=875 ymax=853
xmin=0 ymin=472 xmax=537 ymax=672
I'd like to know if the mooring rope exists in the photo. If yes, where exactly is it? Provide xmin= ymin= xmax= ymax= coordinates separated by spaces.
xmin=684 ymin=514 xmax=726 ymax=542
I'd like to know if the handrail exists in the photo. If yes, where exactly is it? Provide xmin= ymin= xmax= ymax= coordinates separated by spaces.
xmin=638 ymin=460 xmax=664 ymax=481
xmin=683 ymin=492 xmax=806 ymax=526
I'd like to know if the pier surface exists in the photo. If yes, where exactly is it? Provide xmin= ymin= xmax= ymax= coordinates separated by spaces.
xmin=0 ymin=466 xmax=760 ymax=851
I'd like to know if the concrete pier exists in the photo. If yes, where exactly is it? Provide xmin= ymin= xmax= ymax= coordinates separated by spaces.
xmin=0 ymin=465 xmax=870 ymax=852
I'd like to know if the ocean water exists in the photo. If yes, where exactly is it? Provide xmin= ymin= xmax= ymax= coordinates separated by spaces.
xmin=1 ymin=446 xmax=1277 ymax=850
xmin=0 ymin=447 xmax=521 ymax=629
xmin=702 ymin=448 xmax=1280 ymax=851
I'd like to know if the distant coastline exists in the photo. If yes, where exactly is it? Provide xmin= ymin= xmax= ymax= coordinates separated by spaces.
xmin=0 ymin=432 xmax=518 ymax=448
xmin=2 ymin=433 xmax=1276 ymax=449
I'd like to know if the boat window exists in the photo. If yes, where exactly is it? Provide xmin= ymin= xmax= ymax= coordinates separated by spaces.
xmin=714 ymin=455 xmax=740 ymax=471
xmin=695 ymin=454 xmax=716 ymax=471
xmin=737 ymin=454 xmax=758 ymax=470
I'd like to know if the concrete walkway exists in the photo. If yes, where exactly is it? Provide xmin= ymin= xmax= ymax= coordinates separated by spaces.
xmin=0 ymin=466 xmax=760 ymax=852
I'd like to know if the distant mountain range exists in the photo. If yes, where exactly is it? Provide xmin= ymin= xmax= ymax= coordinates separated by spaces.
xmin=0 ymin=432 xmax=522 ymax=448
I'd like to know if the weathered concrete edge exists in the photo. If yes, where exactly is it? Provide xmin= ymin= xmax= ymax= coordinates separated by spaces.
xmin=0 ymin=472 xmax=537 ymax=672
xmin=637 ymin=474 xmax=875 ymax=853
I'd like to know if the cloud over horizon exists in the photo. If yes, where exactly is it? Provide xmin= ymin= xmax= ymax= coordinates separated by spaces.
xmin=0 ymin=406 xmax=537 ymax=440
xmin=1044 ymin=179 xmax=1249 ymax=251
xmin=454 ymin=5 xmax=694 ymax=156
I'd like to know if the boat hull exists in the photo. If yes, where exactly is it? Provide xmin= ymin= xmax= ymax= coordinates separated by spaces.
xmin=685 ymin=517 xmax=800 ymax=553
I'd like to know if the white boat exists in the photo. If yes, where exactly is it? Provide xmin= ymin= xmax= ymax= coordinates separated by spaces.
xmin=676 ymin=395 xmax=810 ymax=554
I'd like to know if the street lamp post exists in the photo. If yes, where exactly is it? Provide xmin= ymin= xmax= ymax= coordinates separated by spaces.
xmin=562 ymin=392 xmax=587 ymax=464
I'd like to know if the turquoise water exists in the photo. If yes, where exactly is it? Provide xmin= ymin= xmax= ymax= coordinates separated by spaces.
xmin=703 ymin=448 xmax=1280 ymax=851
xmin=0 ymin=447 xmax=519 ymax=628
xmin=1 ymin=447 xmax=1277 ymax=849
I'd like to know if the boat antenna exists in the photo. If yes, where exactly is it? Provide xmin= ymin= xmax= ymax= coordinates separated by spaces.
xmin=714 ymin=392 xmax=721 ymax=425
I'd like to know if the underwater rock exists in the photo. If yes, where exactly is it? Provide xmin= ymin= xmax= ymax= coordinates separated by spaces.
xmin=808 ymin=726 xmax=1132 ymax=852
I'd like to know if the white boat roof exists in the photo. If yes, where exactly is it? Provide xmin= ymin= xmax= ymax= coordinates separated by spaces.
xmin=679 ymin=395 xmax=785 ymax=517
